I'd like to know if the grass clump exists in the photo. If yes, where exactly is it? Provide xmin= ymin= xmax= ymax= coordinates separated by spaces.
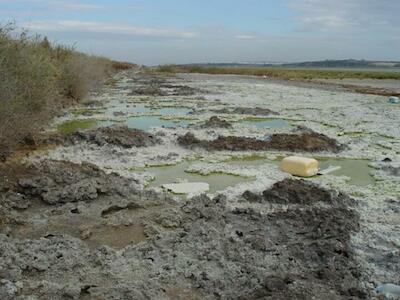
xmin=0 ymin=23 xmax=135 ymax=160
xmin=56 ymin=119 xmax=98 ymax=134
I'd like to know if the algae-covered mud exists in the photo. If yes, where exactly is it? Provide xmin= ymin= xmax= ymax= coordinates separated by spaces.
xmin=1 ymin=70 xmax=399 ymax=299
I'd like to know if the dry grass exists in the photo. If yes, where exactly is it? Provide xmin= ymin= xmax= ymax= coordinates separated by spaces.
xmin=158 ymin=64 xmax=400 ymax=80
xmin=0 ymin=23 xmax=135 ymax=161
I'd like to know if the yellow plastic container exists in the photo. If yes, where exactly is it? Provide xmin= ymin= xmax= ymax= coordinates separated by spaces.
xmin=280 ymin=156 xmax=319 ymax=177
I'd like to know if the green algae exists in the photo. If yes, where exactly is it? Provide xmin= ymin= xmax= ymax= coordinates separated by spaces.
xmin=57 ymin=119 xmax=98 ymax=134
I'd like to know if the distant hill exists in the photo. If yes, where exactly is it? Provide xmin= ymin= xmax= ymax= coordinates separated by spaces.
xmin=283 ymin=59 xmax=400 ymax=68
xmin=181 ymin=59 xmax=400 ymax=69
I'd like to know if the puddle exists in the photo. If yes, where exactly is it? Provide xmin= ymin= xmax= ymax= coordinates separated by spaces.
xmin=106 ymin=103 xmax=153 ymax=116
xmin=85 ymin=224 xmax=146 ymax=250
xmin=228 ymin=157 xmax=374 ymax=187
xmin=318 ymin=158 xmax=374 ymax=186
xmin=8 ymin=215 xmax=146 ymax=251
xmin=142 ymin=161 xmax=253 ymax=194
xmin=226 ymin=156 xmax=270 ymax=168
xmin=239 ymin=118 xmax=291 ymax=129
xmin=124 ymin=116 xmax=191 ymax=131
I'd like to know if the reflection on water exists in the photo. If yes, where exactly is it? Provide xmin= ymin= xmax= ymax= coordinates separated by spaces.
xmin=318 ymin=158 xmax=373 ymax=186
xmin=228 ymin=157 xmax=374 ymax=186
xmin=126 ymin=116 xmax=190 ymax=131
xmin=141 ymin=161 xmax=253 ymax=193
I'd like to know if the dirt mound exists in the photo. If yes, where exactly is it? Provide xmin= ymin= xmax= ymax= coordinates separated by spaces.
xmin=128 ymin=72 xmax=207 ymax=96
xmin=381 ymin=165 xmax=400 ymax=176
xmin=45 ymin=127 xmax=158 ymax=148
xmin=200 ymin=116 xmax=233 ymax=129
xmin=129 ymin=74 xmax=204 ymax=97
xmin=213 ymin=106 xmax=279 ymax=116
xmin=130 ymin=86 xmax=166 ymax=96
xmin=67 ymin=127 xmax=158 ymax=148
xmin=178 ymin=129 xmax=343 ymax=152
xmin=162 ymin=84 xmax=203 ymax=96
xmin=268 ymin=131 xmax=342 ymax=152
xmin=4 ymin=160 xmax=137 ymax=205
xmin=243 ymin=178 xmax=354 ymax=206
xmin=130 ymin=84 xmax=202 ymax=96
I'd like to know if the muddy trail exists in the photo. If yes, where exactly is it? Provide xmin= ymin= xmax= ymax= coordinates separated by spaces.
xmin=1 ymin=70 xmax=400 ymax=299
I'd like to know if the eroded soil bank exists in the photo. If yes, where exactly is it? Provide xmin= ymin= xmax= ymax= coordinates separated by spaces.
xmin=1 ymin=70 xmax=399 ymax=299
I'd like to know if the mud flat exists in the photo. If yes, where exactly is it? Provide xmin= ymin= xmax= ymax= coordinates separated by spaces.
xmin=0 ymin=168 xmax=366 ymax=299
xmin=1 ymin=70 xmax=400 ymax=299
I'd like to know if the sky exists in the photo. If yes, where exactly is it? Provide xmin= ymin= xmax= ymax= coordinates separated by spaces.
xmin=0 ymin=0 xmax=399 ymax=65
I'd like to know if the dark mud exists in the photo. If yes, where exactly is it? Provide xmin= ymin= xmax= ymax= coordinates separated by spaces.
xmin=381 ymin=165 xmax=400 ymax=177
xmin=128 ymin=73 xmax=204 ymax=96
xmin=0 ymin=174 xmax=367 ymax=299
xmin=0 ymin=160 xmax=141 ymax=205
xmin=212 ymin=106 xmax=279 ymax=116
xmin=243 ymin=178 xmax=354 ymax=206
xmin=113 ymin=111 xmax=127 ymax=117
xmin=130 ymin=84 xmax=202 ymax=96
xmin=200 ymin=116 xmax=233 ymax=129
xmin=178 ymin=129 xmax=343 ymax=153
xmin=48 ymin=127 xmax=159 ymax=148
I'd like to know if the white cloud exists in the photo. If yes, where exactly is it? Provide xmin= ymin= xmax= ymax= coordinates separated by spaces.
xmin=24 ymin=20 xmax=197 ymax=39
xmin=59 ymin=3 xmax=102 ymax=11
xmin=285 ymin=0 xmax=400 ymax=32
xmin=235 ymin=35 xmax=257 ymax=40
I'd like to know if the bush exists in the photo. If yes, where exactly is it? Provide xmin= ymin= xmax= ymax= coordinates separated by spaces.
xmin=0 ymin=25 xmax=59 ymax=159
xmin=0 ymin=23 xmax=132 ymax=160
xmin=58 ymin=54 xmax=111 ymax=101
xmin=111 ymin=60 xmax=136 ymax=71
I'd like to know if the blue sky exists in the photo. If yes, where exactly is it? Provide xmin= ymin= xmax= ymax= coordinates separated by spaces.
xmin=1 ymin=0 xmax=399 ymax=65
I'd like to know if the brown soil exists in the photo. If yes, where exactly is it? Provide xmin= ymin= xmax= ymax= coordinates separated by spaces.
xmin=45 ymin=126 xmax=158 ymax=148
xmin=200 ymin=116 xmax=233 ymax=129
xmin=178 ymin=129 xmax=343 ymax=153
xmin=2 ymin=160 xmax=137 ymax=205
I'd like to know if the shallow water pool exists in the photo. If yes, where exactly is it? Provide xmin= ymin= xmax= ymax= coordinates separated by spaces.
xmin=143 ymin=161 xmax=253 ymax=194
xmin=126 ymin=116 xmax=191 ymax=131
xmin=227 ymin=157 xmax=374 ymax=186
xmin=318 ymin=158 xmax=374 ymax=186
